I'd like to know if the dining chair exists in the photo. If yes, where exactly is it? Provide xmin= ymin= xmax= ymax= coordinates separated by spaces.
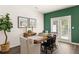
xmin=52 ymin=35 xmax=57 ymax=48
xmin=41 ymin=36 xmax=53 ymax=54
xmin=27 ymin=38 xmax=41 ymax=54
xmin=41 ymin=34 xmax=57 ymax=54
xmin=20 ymin=37 xmax=29 ymax=54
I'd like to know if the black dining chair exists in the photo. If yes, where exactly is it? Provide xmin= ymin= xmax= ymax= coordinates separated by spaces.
xmin=51 ymin=35 xmax=57 ymax=49
xmin=41 ymin=35 xmax=54 ymax=53
xmin=41 ymin=35 xmax=57 ymax=54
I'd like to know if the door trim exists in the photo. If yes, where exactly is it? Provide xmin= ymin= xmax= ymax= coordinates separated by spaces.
xmin=51 ymin=15 xmax=71 ymax=43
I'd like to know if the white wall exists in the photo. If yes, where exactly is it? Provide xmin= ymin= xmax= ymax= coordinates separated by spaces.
xmin=0 ymin=5 xmax=44 ymax=48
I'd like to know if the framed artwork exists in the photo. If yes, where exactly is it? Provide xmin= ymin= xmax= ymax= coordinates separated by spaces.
xmin=18 ymin=16 xmax=29 ymax=28
xmin=29 ymin=18 xmax=36 ymax=28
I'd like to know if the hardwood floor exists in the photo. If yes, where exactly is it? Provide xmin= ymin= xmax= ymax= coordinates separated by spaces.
xmin=0 ymin=42 xmax=79 ymax=54
xmin=0 ymin=46 xmax=20 ymax=54
xmin=52 ymin=42 xmax=79 ymax=54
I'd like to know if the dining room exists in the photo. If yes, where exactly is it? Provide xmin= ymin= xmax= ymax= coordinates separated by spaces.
xmin=0 ymin=5 xmax=79 ymax=54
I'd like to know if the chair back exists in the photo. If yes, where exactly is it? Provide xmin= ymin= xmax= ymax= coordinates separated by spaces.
xmin=52 ymin=35 xmax=56 ymax=43
xmin=48 ymin=35 xmax=56 ymax=45
xmin=46 ymin=36 xmax=53 ymax=46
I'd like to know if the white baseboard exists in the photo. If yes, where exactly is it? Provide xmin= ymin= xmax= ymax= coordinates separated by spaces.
xmin=10 ymin=44 xmax=20 ymax=48
xmin=70 ymin=42 xmax=79 ymax=45
xmin=58 ymin=40 xmax=79 ymax=45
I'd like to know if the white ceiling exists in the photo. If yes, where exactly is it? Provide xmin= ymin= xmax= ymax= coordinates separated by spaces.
xmin=31 ymin=5 xmax=76 ymax=13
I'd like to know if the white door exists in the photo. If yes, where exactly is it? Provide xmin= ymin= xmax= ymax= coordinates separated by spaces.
xmin=60 ymin=16 xmax=71 ymax=42
xmin=51 ymin=17 xmax=60 ymax=39
xmin=51 ymin=15 xmax=71 ymax=42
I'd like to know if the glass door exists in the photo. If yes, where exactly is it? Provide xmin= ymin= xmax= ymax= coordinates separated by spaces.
xmin=60 ymin=16 xmax=71 ymax=41
xmin=51 ymin=15 xmax=71 ymax=42
xmin=51 ymin=18 xmax=60 ymax=39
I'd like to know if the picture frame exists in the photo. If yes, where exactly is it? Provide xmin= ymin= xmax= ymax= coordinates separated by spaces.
xmin=29 ymin=18 xmax=36 ymax=28
xmin=18 ymin=16 xmax=29 ymax=28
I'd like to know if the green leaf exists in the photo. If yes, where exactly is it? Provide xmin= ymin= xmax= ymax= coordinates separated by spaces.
xmin=0 ymin=13 xmax=13 ymax=32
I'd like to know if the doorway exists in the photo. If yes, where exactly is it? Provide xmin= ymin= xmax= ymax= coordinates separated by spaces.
xmin=51 ymin=15 xmax=71 ymax=42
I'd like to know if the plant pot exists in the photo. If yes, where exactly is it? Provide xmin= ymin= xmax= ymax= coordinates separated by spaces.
xmin=1 ymin=42 xmax=10 ymax=53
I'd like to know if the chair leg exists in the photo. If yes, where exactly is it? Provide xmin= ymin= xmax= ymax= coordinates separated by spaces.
xmin=44 ymin=47 xmax=47 ymax=54
xmin=50 ymin=46 xmax=53 ymax=54
xmin=54 ymin=43 xmax=57 ymax=49
xmin=51 ymin=49 xmax=53 ymax=54
xmin=41 ymin=46 xmax=44 ymax=51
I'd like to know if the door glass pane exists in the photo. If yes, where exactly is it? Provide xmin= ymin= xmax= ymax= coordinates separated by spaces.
xmin=61 ymin=19 xmax=68 ymax=40
xmin=51 ymin=20 xmax=58 ymax=33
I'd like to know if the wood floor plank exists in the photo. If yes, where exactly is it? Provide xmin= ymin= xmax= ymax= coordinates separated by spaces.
xmin=0 ymin=42 xmax=79 ymax=54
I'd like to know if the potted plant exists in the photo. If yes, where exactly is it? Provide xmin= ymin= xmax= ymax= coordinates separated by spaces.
xmin=0 ymin=13 xmax=13 ymax=52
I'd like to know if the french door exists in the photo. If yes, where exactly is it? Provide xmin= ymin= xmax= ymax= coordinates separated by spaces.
xmin=51 ymin=15 xmax=71 ymax=42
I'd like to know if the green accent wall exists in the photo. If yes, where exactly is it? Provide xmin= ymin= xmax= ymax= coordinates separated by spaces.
xmin=44 ymin=6 xmax=79 ymax=43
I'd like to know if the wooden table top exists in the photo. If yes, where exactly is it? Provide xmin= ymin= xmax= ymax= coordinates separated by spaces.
xmin=27 ymin=35 xmax=48 ymax=44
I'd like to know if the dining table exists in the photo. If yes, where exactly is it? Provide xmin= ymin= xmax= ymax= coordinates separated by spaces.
xmin=20 ymin=35 xmax=48 ymax=54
